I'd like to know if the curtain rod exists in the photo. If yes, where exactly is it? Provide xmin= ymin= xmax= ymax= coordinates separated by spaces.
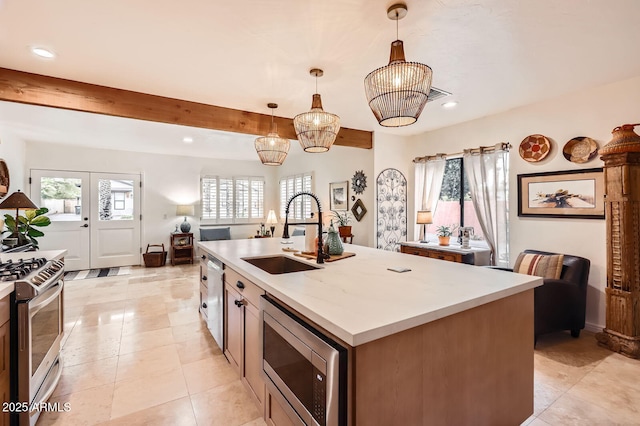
xmin=413 ymin=142 xmax=511 ymax=163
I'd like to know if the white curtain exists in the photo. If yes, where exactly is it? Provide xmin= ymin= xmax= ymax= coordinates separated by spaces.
xmin=414 ymin=156 xmax=446 ymax=240
xmin=463 ymin=144 xmax=509 ymax=267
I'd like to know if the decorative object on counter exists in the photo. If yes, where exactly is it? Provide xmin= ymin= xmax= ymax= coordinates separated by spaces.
xmin=143 ymin=244 xmax=167 ymax=267
xmin=266 ymin=210 xmax=278 ymax=237
xmin=351 ymin=170 xmax=367 ymax=194
xmin=293 ymin=68 xmax=340 ymax=153
xmin=255 ymin=103 xmax=290 ymax=166
xmin=351 ymin=198 xmax=367 ymax=222
xmin=364 ymin=3 xmax=432 ymax=127
xmin=517 ymin=168 xmax=605 ymax=219
xmin=459 ymin=226 xmax=474 ymax=249
xmin=598 ymin=123 xmax=640 ymax=155
xmin=176 ymin=204 xmax=194 ymax=233
xmin=329 ymin=181 xmax=348 ymax=211
xmin=596 ymin=123 xmax=640 ymax=358
xmin=519 ymin=134 xmax=551 ymax=162
xmin=435 ymin=224 xmax=457 ymax=246
xmin=0 ymin=190 xmax=50 ymax=248
xmin=376 ymin=168 xmax=407 ymax=251
xmin=416 ymin=210 xmax=433 ymax=243
xmin=326 ymin=220 xmax=344 ymax=255
xmin=332 ymin=210 xmax=352 ymax=239
xmin=0 ymin=159 xmax=9 ymax=198
xmin=294 ymin=251 xmax=355 ymax=262
xmin=563 ymin=136 xmax=599 ymax=163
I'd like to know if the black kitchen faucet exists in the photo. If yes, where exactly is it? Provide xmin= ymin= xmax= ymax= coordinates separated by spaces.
xmin=281 ymin=191 xmax=329 ymax=264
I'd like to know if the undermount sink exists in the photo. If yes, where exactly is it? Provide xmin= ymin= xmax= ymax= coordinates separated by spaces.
xmin=242 ymin=255 xmax=321 ymax=274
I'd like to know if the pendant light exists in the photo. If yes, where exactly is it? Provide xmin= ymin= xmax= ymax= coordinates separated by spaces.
xmin=364 ymin=3 xmax=433 ymax=127
xmin=293 ymin=68 xmax=340 ymax=153
xmin=255 ymin=103 xmax=290 ymax=166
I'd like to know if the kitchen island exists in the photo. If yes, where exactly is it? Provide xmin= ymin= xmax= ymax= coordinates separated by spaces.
xmin=198 ymin=237 xmax=541 ymax=425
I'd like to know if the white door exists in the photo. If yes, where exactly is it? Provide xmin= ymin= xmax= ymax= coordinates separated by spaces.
xmin=90 ymin=173 xmax=141 ymax=268
xmin=30 ymin=170 xmax=91 ymax=271
xmin=31 ymin=170 xmax=142 ymax=271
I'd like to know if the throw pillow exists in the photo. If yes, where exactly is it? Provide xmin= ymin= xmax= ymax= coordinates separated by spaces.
xmin=514 ymin=253 xmax=564 ymax=279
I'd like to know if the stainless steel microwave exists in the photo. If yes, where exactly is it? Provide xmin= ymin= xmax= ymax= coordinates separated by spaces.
xmin=261 ymin=295 xmax=347 ymax=426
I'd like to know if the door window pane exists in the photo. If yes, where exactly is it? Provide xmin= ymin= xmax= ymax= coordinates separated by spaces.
xmin=39 ymin=177 xmax=82 ymax=222
xmin=98 ymin=179 xmax=134 ymax=221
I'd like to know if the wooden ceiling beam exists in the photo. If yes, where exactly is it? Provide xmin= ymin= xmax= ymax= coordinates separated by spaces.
xmin=0 ymin=68 xmax=372 ymax=149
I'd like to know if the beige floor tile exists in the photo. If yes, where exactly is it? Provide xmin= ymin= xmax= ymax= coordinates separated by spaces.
xmin=118 ymin=327 xmax=174 ymax=355
xmin=121 ymin=312 xmax=171 ymax=335
xmin=123 ymin=295 xmax=169 ymax=317
xmin=38 ymin=383 xmax=114 ymax=426
xmin=176 ymin=334 xmax=223 ymax=365
xmin=54 ymin=356 xmax=118 ymax=397
xmin=240 ymin=418 xmax=268 ymax=426
xmin=526 ymin=418 xmax=552 ymax=426
xmin=62 ymin=337 xmax=121 ymax=367
xmin=190 ymin=381 xmax=261 ymax=426
xmin=110 ymin=368 xmax=188 ymax=419
xmin=102 ymin=396 xmax=197 ymax=426
xmin=63 ymin=322 xmax=123 ymax=347
xmin=533 ymin=352 xmax=594 ymax=392
xmin=172 ymin=320 xmax=208 ymax=344
xmin=532 ymin=380 xmax=564 ymax=417
xmin=182 ymin=354 xmax=239 ymax=395
xmin=116 ymin=344 xmax=182 ymax=383
xmin=168 ymin=309 xmax=201 ymax=327
xmin=538 ymin=392 xmax=634 ymax=425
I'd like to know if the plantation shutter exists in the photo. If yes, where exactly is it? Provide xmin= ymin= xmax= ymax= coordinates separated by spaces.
xmin=219 ymin=178 xmax=234 ymax=221
xmin=251 ymin=179 xmax=264 ymax=219
xmin=201 ymin=176 xmax=217 ymax=220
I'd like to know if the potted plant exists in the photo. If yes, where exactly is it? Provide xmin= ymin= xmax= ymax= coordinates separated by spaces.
xmin=435 ymin=224 xmax=457 ymax=246
xmin=332 ymin=210 xmax=352 ymax=239
xmin=2 ymin=208 xmax=51 ymax=248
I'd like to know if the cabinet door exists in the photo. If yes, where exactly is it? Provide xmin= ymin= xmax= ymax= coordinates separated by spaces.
xmin=224 ymin=284 xmax=242 ymax=373
xmin=243 ymin=300 xmax=265 ymax=411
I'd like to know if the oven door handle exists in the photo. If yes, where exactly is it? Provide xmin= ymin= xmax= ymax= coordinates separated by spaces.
xmin=30 ymin=281 xmax=63 ymax=315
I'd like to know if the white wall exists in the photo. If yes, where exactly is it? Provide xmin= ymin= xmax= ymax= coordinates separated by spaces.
xmin=24 ymin=141 xmax=278 ymax=255
xmin=403 ymin=74 xmax=640 ymax=331
xmin=0 ymin=131 xmax=27 ymax=193
xmin=277 ymin=145 xmax=375 ymax=247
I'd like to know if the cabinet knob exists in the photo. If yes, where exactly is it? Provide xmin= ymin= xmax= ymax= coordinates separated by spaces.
xmin=236 ymin=280 xmax=245 ymax=289
xmin=202 ymin=302 xmax=207 ymax=309
xmin=234 ymin=299 xmax=245 ymax=308
xmin=201 ymin=255 xmax=206 ymax=260
xmin=202 ymin=276 xmax=207 ymax=281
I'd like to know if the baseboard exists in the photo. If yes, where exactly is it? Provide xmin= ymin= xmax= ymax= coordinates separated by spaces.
xmin=584 ymin=321 xmax=604 ymax=333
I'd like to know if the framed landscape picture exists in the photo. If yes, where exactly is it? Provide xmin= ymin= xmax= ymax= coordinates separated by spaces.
xmin=329 ymin=181 xmax=348 ymax=210
xmin=517 ymin=168 xmax=605 ymax=219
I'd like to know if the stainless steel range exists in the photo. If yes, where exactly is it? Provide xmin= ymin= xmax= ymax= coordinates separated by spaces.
xmin=2 ymin=257 xmax=65 ymax=426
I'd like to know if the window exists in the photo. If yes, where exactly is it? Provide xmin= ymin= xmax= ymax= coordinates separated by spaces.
xmin=432 ymin=158 xmax=485 ymax=241
xmin=113 ymin=192 xmax=125 ymax=210
xmin=201 ymin=176 xmax=265 ymax=223
xmin=279 ymin=173 xmax=313 ymax=220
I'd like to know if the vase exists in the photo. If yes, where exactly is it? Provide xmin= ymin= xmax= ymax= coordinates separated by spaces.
xmin=438 ymin=236 xmax=450 ymax=246
xmin=327 ymin=221 xmax=344 ymax=255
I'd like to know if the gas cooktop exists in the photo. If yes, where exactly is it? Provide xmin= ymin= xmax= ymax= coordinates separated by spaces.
xmin=0 ymin=258 xmax=48 ymax=282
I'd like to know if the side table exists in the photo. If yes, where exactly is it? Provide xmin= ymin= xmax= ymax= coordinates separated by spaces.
xmin=171 ymin=232 xmax=194 ymax=266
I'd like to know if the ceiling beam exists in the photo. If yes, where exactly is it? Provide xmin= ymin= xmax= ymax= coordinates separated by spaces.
xmin=0 ymin=68 xmax=372 ymax=149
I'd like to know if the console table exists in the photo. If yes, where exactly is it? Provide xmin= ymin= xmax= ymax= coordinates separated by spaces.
xmin=400 ymin=241 xmax=491 ymax=266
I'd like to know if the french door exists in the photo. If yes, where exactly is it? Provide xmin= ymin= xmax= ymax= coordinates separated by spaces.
xmin=30 ymin=170 xmax=141 ymax=271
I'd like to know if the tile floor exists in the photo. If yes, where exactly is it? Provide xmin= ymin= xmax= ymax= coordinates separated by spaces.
xmin=37 ymin=264 xmax=640 ymax=425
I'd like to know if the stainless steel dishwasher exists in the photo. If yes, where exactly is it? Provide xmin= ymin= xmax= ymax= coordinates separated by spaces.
xmin=206 ymin=255 xmax=224 ymax=349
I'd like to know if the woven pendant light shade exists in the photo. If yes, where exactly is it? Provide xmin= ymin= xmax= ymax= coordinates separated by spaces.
xmin=294 ymin=69 xmax=340 ymax=153
xmin=255 ymin=103 xmax=290 ymax=166
xmin=364 ymin=4 xmax=433 ymax=127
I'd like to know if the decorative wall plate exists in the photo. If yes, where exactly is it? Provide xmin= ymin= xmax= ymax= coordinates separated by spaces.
xmin=351 ymin=198 xmax=367 ymax=222
xmin=519 ymin=134 xmax=551 ymax=162
xmin=351 ymin=170 xmax=367 ymax=194
xmin=563 ymin=137 xmax=599 ymax=163
xmin=0 ymin=159 xmax=9 ymax=199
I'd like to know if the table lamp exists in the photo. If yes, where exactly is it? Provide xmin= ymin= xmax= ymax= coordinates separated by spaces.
xmin=176 ymin=205 xmax=195 ymax=233
xmin=416 ymin=210 xmax=433 ymax=243
xmin=266 ymin=210 xmax=278 ymax=237
xmin=0 ymin=190 xmax=38 ymax=245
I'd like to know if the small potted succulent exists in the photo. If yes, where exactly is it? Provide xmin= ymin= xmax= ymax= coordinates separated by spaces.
xmin=435 ymin=224 xmax=457 ymax=246
xmin=331 ymin=210 xmax=352 ymax=239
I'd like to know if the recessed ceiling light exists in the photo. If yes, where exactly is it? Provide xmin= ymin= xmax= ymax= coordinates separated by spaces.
xmin=182 ymin=137 xmax=194 ymax=144
xmin=31 ymin=47 xmax=56 ymax=59
xmin=442 ymin=101 xmax=458 ymax=109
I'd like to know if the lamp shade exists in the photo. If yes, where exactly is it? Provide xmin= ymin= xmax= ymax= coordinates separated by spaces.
xmin=266 ymin=210 xmax=278 ymax=225
xmin=255 ymin=103 xmax=290 ymax=166
xmin=416 ymin=210 xmax=433 ymax=224
xmin=176 ymin=205 xmax=195 ymax=217
xmin=0 ymin=190 xmax=37 ymax=210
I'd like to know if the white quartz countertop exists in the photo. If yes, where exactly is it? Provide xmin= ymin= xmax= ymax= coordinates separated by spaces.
xmin=0 ymin=250 xmax=67 ymax=299
xmin=198 ymin=238 xmax=541 ymax=347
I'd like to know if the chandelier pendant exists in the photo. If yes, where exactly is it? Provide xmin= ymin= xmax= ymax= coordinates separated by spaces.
xmin=364 ymin=3 xmax=433 ymax=127
xmin=294 ymin=68 xmax=341 ymax=153
xmin=255 ymin=103 xmax=290 ymax=166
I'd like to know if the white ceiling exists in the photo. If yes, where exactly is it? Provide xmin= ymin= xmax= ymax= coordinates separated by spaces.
xmin=1 ymin=0 xmax=640 ymax=160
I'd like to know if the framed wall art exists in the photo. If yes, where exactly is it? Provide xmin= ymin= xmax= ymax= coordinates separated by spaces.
xmin=351 ymin=198 xmax=367 ymax=222
xmin=517 ymin=168 xmax=605 ymax=219
xmin=329 ymin=181 xmax=348 ymax=210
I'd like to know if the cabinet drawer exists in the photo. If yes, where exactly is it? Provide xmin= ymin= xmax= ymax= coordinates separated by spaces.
xmin=427 ymin=251 xmax=461 ymax=262
xmin=225 ymin=267 xmax=264 ymax=307
xmin=400 ymin=246 xmax=429 ymax=257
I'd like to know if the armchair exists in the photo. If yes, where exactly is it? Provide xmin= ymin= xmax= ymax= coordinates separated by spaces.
xmin=496 ymin=249 xmax=590 ymax=341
